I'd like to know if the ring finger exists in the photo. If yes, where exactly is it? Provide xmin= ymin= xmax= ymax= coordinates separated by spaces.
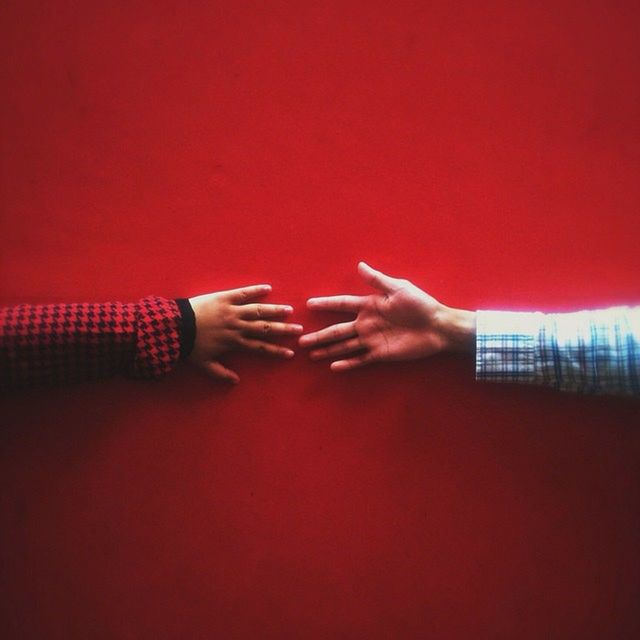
xmin=238 ymin=337 xmax=294 ymax=358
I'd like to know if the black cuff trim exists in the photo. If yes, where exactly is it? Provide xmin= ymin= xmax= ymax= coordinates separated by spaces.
xmin=175 ymin=298 xmax=196 ymax=360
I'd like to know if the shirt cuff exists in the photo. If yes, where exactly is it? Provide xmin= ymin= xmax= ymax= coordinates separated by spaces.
xmin=475 ymin=310 xmax=544 ymax=385
xmin=175 ymin=298 xmax=196 ymax=360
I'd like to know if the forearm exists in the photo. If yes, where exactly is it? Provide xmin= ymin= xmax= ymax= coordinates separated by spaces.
xmin=0 ymin=296 xmax=190 ymax=390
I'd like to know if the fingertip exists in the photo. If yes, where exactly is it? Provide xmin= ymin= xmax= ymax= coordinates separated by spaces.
xmin=307 ymin=298 xmax=317 ymax=307
xmin=285 ymin=349 xmax=295 ymax=358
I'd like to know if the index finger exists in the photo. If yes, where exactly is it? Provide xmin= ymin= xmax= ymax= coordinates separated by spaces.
xmin=221 ymin=284 xmax=272 ymax=303
xmin=307 ymin=295 xmax=364 ymax=313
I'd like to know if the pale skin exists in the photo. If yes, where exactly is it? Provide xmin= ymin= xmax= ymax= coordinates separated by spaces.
xmin=299 ymin=262 xmax=476 ymax=371
xmin=188 ymin=284 xmax=303 ymax=384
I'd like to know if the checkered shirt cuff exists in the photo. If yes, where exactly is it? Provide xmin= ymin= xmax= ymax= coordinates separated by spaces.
xmin=476 ymin=307 xmax=640 ymax=396
xmin=475 ymin=310 xmax=544 ymax=385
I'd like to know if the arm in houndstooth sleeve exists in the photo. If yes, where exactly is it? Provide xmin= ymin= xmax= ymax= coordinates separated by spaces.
xmin=0 ymin=296 xmax=190 ymax=390
xmin=475 ymin=306 xmax=640 ymax=396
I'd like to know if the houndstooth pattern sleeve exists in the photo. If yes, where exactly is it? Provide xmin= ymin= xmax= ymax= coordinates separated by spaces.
xmin=0 ymin=296 xmax=182 ymax=390
xmin=476 ymin=307 xmax=640 ymax=397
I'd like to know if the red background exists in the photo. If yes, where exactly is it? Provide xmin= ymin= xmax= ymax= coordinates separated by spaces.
xmin=1 ymin=1 xmax=640 ymax=638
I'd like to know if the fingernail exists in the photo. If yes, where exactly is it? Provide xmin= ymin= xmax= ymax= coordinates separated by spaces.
xmin=284 ymin=305 xmax=294 ymax=312
xmin=292 ymin=324 xmax=303 ymax=332
xmin=286 ymin=349 xmax=295 ymax=358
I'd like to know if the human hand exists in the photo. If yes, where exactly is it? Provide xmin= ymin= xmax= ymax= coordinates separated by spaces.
xmin=299 ymin=262 xmax=475 ymax=371
xmin=188 ymin=284 xmax=303 ymax=383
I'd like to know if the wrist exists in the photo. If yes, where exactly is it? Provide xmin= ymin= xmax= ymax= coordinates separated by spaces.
xmin=175 ymin=298 xmax=197 ymax=360
xmin=435 ymin=306 xmax=476 ymax=353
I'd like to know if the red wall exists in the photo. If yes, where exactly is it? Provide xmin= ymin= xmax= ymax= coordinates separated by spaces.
xmin=1 ymin=2 xmax=639 ymax=638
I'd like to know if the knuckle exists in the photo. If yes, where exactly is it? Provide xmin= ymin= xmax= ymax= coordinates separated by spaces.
xmin=263 ymin=322 xmax=271 ymax=333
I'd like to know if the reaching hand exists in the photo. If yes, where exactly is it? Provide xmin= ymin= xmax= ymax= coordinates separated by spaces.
xmin=188 ymin=284 xmax=302 ymax=383
xmin=299 ymin=262 xmax=475 ymax=371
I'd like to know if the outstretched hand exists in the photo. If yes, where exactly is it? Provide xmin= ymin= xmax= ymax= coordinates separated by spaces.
xmin=188 ymin=285 xmax=302 ymax=383
xmin=299 ymin=263 xmax=475 ymax=371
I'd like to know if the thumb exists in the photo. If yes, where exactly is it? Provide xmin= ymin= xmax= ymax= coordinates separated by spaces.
xmin=358 ymin=261 xmax=397 ymax=294
xmin=203 ymin=360 xmax=240 ymax=384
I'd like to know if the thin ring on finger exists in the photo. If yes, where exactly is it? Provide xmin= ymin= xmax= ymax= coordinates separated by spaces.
xmin=237 ymin=303 xmax=294 ymax=320
xmin=239 ymin=320 xmax=303 ymax=337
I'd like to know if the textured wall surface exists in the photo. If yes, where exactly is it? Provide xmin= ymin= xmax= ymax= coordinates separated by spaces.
xmin=1 ymin=1 xmax=639 ymax=638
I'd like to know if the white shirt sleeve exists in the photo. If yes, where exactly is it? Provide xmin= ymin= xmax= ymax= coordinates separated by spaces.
xmin=475 ymin=307 xmax=640 ymax=397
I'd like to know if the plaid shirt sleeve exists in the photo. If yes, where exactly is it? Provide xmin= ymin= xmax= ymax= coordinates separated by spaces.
xmin=0 ymin=295 xmax=187 ymax=390
xmin=475 ymin=306 xmax=640 ymax=397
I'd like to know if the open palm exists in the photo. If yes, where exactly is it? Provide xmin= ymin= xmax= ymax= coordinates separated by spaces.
xmin=300 ymin=262 xmax=450 ymax=371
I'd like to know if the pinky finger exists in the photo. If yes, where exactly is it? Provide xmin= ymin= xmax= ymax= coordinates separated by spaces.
xmin=204 ymin=360 xmax=240 ymax=384
xmin=330 ymin=353 xmax=374 ymax=372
